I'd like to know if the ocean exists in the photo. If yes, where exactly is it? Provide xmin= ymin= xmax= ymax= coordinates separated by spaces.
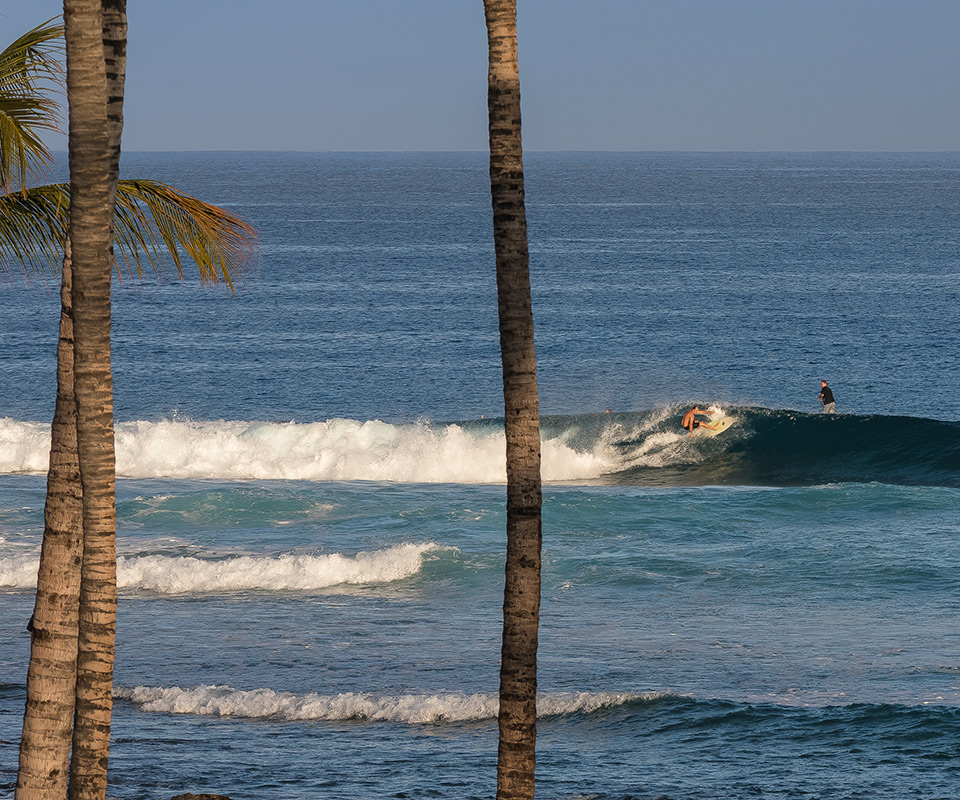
xmin=1 ymin=151 xmax=959 ymax=799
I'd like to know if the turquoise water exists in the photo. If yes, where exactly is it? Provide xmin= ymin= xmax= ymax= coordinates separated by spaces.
xmin=2 ymin=152 xmax=960 ymax=799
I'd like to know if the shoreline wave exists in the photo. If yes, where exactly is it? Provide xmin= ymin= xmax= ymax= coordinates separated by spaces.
xmin=0 ymin=542 xmax=447 ymax=594
xmin=115 ymin=685 xmax=660 ymax=723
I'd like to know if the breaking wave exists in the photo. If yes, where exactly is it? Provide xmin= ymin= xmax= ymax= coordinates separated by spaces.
xmin=2 ymin=407 xmax=958 ymax=487
xmin=0 ymin=542 xmax=446 ymax=594
xmin=115 ymin=684 xmax=659 ymax=724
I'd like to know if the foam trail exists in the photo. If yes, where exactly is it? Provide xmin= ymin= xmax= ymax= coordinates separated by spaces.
xmin=0 ymin=542 xmax=445 ymax=593
xmin=0 ymin=417 xmax=618 ymax=483
xmin=116 ymin=685 xmax=658 ymax=723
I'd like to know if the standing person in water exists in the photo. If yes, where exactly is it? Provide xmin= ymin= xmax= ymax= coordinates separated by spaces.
xmin=681 ymin=406 xmax=721 ymax=436
xmin=818 ymin=380 xmax=836 ymax=413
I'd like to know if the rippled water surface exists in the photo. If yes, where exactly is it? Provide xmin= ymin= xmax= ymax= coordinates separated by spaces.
xmin=2 ymin=152 xmax=960 ymax=799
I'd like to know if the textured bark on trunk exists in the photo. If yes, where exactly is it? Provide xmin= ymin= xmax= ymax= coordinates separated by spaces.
xmin=484 ymin=2 xmax=543 ymax=799
xmin=63 ymin=2 xmax=119 ymax=799
xmin=16 ymin=244 xmax=83 ymax=800
xmin=17 ymin=4 xmax=125 ymax=798
xmin=101 ymin=0 xmax=125 ymax=216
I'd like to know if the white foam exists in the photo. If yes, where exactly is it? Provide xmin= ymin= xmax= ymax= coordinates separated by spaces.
xmin=116 ymin=684 xmax=657 ymax=723
xmin=0 ymin=417 xmax=619 ymax=483
xmin=0 ymin=418 xmax=50 ymax=474
xmin=0 ymin=410 xmax=735 ymax=483
xmin=0 ymin=553 xmax=43 ymax=588
xmin=598 ymin=407 xmax=701 ymax=469
xmin=0 ymin=542 xmax=446 ymax=593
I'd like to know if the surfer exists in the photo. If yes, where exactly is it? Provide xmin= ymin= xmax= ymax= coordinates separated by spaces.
xmin=681 ymin=406 xmax=721 ymax=436
xmin=818 ymin=380 xmax=836 ymax=414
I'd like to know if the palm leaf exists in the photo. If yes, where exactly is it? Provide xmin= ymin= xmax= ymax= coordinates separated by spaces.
xmin=0 ymin=180 xmax=257 ymax=286
xmin=0 ymin=20 xmax=64 ymax=193
xmin=0 ymin=181 xmax=66 ymax=276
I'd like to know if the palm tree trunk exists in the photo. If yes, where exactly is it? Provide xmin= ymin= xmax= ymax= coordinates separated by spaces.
xmin=62 ymin=2 xmax=119 ymax=798
xmin=483 ymin=2 xmax=543 ymax=799
xmin=101 ymin=0 xmax=125 ymax=211
xmin=17 ymin=6 xmax=125 ymax=799
xmin=16 ymin=242 xmax=83 ymax=800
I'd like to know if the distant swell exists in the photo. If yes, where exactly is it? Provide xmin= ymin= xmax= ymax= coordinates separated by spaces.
xmin=2 ymin=408 xmax=959 ymax=487
xmin=0 ymin=542 xmax=445 ymax=593
xmin=116 ymin=685 xmax=656 ymax=723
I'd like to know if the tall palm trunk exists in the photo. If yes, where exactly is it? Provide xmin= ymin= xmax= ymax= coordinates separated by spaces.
xmin=16 ymin=6 xmax=125 ymax=800
xmin=16 ymin=2 xmax=125 ymax=791
xmin=16 ymin=241 xmax=83 ymax=800
xmin=62 ymin=2 xmax=119 ymax=799
xmin=70 ymin=5 xmax=124 ymax=795
xmin=101 ymin=0 xmax=125 ymax=190
xmin=483 ymin=2 xmax=543 ymax=799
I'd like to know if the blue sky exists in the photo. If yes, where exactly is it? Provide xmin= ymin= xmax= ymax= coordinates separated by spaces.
xmin=3 ymin=0 xmax=959 ymax=151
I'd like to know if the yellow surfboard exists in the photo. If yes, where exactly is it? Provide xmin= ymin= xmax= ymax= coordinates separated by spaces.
xmin=698 ymin=415 xmax=732 ymax=437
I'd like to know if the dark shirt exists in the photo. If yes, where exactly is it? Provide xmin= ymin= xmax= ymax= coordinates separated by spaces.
xmin=819 ymin=385 xmax=835 ymax=404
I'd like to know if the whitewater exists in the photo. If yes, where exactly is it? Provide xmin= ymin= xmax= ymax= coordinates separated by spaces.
xmin=0 ymin=415 xmax=619 ymax=482
xmin=0 ymin=541 xmax=447 ymax=593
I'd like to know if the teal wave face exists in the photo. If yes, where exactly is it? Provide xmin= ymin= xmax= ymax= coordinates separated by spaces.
xmin=586 ymin=407 xmax=960 ymax=487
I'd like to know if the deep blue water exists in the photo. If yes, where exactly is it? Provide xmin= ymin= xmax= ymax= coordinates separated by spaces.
xmin=2 ymin=151 xmax=960 ymax=799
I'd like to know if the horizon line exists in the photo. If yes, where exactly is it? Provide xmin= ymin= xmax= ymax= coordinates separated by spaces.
xmin=86 ymin=147 xmax=960 ymax=155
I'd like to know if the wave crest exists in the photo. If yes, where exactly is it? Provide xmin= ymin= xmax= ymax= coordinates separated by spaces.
xmin=116 ymin=684 xmax=658 ymax=724
xmin=0 ymin=542 xmax=446 ymax=593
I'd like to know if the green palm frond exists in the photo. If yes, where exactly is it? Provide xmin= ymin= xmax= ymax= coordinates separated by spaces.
xmin=0 ymin=19 xmax=64 ymax=193
xmin=0 ymin=180 xmax=257 ymax=286
xmin=0 ymin=19 xmax=64 ymax=88
xmin=0 ymin=181 xmax=66 ymax=274
xmin=0 ymin=94 xmax=62 ymax=190
xmin=113 ymin=180 xmax=257 ymax=288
